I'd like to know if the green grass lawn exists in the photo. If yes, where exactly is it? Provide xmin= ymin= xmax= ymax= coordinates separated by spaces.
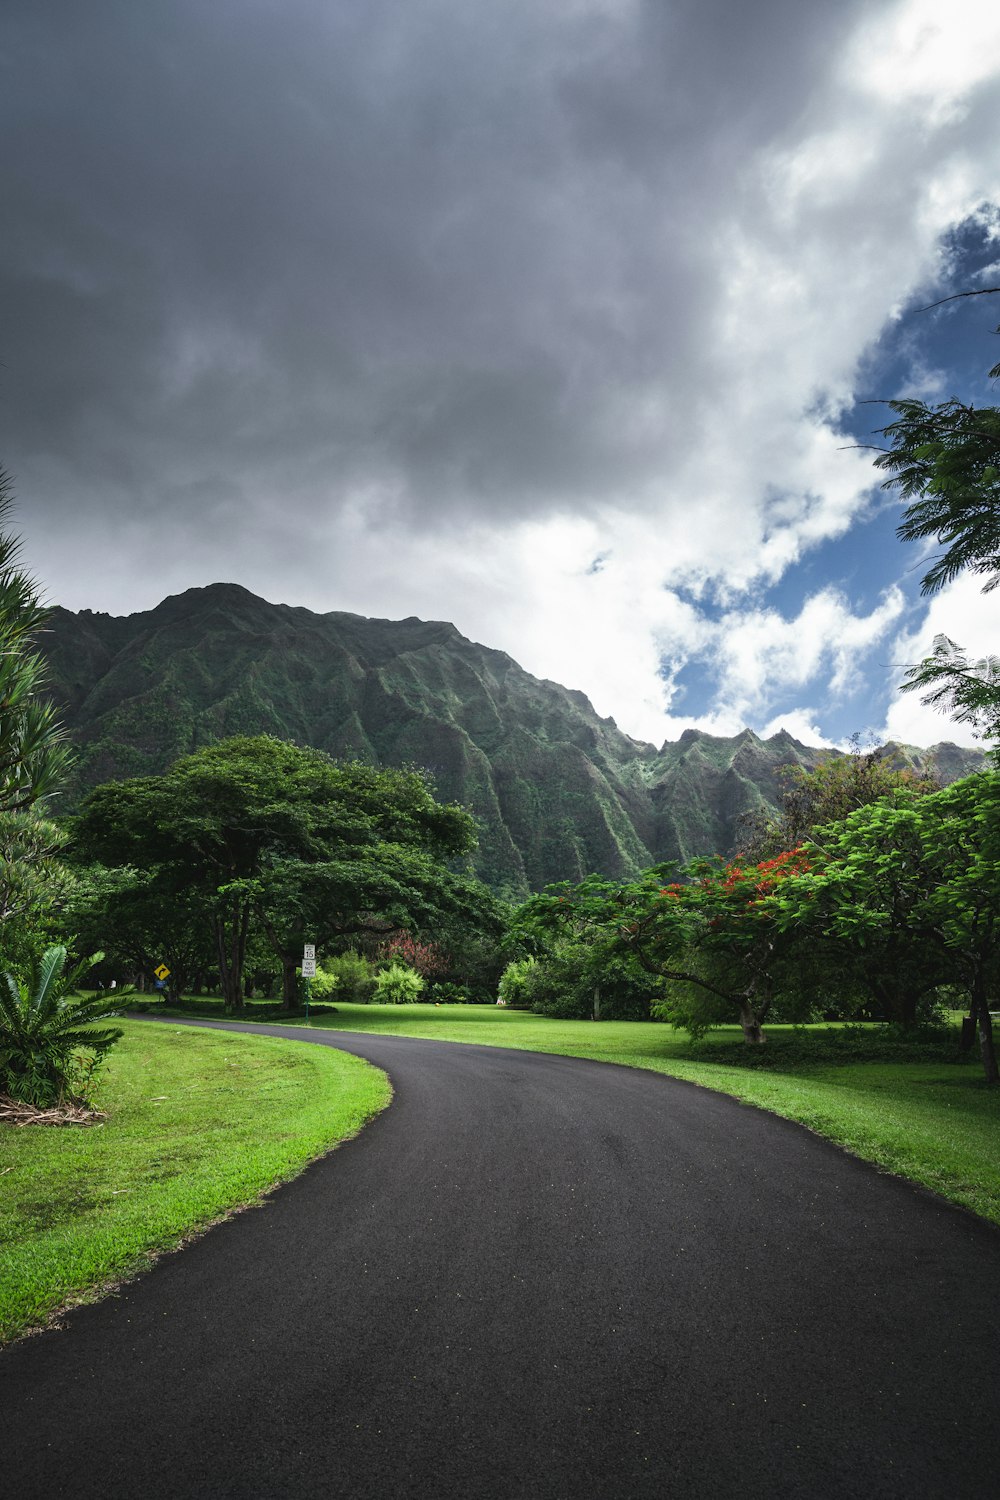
xmin=256 ymin=1001 xmax=999 ymax=1227
xmin=0 ymin=1019 xmax=390 ymax=1346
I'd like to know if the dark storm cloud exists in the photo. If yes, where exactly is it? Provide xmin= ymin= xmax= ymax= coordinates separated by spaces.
xmin=1 ymin=0 xmax=876 ymax=548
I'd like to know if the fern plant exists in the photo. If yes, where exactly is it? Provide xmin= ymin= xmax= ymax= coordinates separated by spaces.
xmin=372 ymin=962 xmax=424 ymax=1005
xmin=0 ymin=946 xmax=124 ymax=1107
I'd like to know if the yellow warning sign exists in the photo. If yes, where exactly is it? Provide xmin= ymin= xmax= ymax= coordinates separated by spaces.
xmin=154 ymin=963 xmax=171 ymax=980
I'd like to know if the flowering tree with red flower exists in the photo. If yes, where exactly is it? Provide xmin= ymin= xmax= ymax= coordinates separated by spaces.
xmin=521 ymin=848 xmax=813 ymax=1044
xmin=378 ymin=930 xmax=449 ymax=979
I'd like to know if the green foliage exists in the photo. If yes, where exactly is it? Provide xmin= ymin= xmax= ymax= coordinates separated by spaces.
xmin=524 ymin=850 xmax=815 ymax=1042
xmin=62 ymin=862 xmax=215 ymax=999
xmin=305 ymin=965 xmax=339 ymax=1000
xmin=497 ymin=956 xmax=539 ymax=1009
xmin=0 ymin=470 xmax=72 ymax=814
xmin=774 ymin=772 xmax=1000 ymax=1082
xmin=900 ymin=635 xmax=1000 ymax=747
xmin=0 ymin=475 xmax=75 ymax=977
xmin=519 ymin=941 xmax=659 ymax=1021
xmin=71 ymin=736 xmax=482 ymax=1014
xmin=0 ymin=812 xmax=76 ymax=975
xmin=740 ymin=741 xmax=938 ymax=860
xmin=0 ymin=946 xmax=123 ymax=1107
xmin=871 ymin=323 xmax=1000 ymax=746
xmin=372 ymin=962 xmax=425 ymax=1004
xmin=874 ymin=395 xmax=1000 ymax=596
xmin=427 ymin=980 xmax=475 ymax=1003
xmin=318 ymin=950 xmax=377 ymax=1004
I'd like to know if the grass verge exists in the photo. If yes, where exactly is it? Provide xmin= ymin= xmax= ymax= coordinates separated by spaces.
xmin=164 ymin=1000 xmax=1000 ymax=1228
xmin=0 ymin=1018 xmax=390 ymax=1346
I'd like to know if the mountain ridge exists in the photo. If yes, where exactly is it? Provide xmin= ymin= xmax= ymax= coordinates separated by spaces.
xmin=41 ymin=583 xmax=983 ymax=895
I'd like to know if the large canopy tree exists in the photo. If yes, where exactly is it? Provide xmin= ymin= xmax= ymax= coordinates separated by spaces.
xmin=521 ymin=849 xmax=814 ymax=1044
xmin=64 ymin=864 xmax=216 ymax=1000
xmin=871 ymin=297 xmax=1000 ymax=745
xmin=72 ymin=736 xmax=486 ymax=1011
xmin=773 ymin=774 xmax=1000 ymax=1083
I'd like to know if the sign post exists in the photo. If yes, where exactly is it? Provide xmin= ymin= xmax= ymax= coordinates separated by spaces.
xmin=302 ymin=944 xmax=316 ymax=1018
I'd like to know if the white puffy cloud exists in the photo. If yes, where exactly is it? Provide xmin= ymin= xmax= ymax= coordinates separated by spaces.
xmin=6 ymin=0 xmax=1000 ymax=749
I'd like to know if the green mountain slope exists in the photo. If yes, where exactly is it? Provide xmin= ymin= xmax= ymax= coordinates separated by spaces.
xmin=41 ymin=583 xmax=983 ymax=894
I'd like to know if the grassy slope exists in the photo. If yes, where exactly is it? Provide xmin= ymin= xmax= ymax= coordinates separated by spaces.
xmin=289 ymin=1003 xmax=1000 ymax=1226
xmin=0 ymin=1020 xmax=390 ymax=1345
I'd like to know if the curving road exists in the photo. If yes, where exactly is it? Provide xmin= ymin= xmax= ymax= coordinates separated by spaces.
xmin=3 ymin=1021 xmax=999 ymax=1499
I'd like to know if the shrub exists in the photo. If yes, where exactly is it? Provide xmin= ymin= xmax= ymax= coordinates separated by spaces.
xmin=307 ymin=965 xmax=339 ymax=1000
xmin=513 ymin=943 xmax=660 ymax=1021
xmin=428 ymin=981 xmax=474 ymax=1004
xmin=0 ymin=946 xmax=124 ymax=1107
xmin=684 ymin=1021 xmax=965 ymax=1069
xmin=373 ymin=962 xmax=425 ymax=1005
xmin=379 ymin=932 xmax=447 ymax=978
xmin=497 ymin=957 xmax=540 ymax=1009
xmin=320 ymin=951 xmax=376 ymax=1004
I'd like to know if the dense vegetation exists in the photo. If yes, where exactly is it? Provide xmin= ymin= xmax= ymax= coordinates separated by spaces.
xmin=69 ymin=736 xmax=503 ymax=1014
xmin=0 ymin=475 xmax=123 ymax=1109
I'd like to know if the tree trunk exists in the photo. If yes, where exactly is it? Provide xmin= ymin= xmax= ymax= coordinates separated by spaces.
xmin=870 ymin=977 xmax=916 ymax=1027
xmin=215 ymin=902 xmax=247 ymax=1015
xmin=738 ymin=1003 xmax=766 ymax=1045
xmin=281 ymin=955 xmax=299 ymax=1012
xmin=971 ymin=970 xmax=999 ymax=1086
xmin=592 ymin=984 xmax=601 ymax=1022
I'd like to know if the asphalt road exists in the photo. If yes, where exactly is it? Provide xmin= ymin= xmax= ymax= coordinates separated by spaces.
xmin=3 ymin=1021 xmax=999 ymax=1499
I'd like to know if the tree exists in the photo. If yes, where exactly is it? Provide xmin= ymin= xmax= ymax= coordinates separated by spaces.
xmin=774 ymin=775 xmax=1000 ymax=1083
xmin=900 ymin=636 xmax=1000 ymax=747
xmin=72 ymin=737 xmax=484 ymax=1013
xmin=907 ymin=773 xmax=1000 ymax=1084
xmin=63 ymin=864 xmax=215 ymax=999
xmin=0 ymin=811 xmax=76 ymax=975
xmin=869 ymin=305 xmax=1000 ymax=742
xmin=771 ymin=793 xmax=948 ymax=1029
xmin=0 ymin=468 xmax=71 ymax=813
xmin=522 ymin=849 xmax=814 ymax=1044
xmin=0 ymin=469 xmax=74 ymax=977
xmin=874 ymin=396 xmax=1000 ymax=596
xmin=516 ymin=937 xmax=658 ymax=1021
xmin=740 ymin=740 xmax=938 ymax=861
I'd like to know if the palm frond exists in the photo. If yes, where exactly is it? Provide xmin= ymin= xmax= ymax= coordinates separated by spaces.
xmin=32 ymin=944 xmax=68 ymax=1013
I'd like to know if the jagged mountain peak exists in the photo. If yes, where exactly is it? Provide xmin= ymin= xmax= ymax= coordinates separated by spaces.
xmin=41 ymin=585 xmax=984 ymax=894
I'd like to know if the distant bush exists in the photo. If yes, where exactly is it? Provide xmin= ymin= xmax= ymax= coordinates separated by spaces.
xmin=685 ymin=1022 xmax=965 ymax=1069
xmin=428 ymin=981 xmax=475 ymax=1004
xmin=373 ymin=963 xmax=425 ymax=1005
xmin=307 ymin=965 xmax=339 ymax=1000
xmin=320 ymin=951 xmax=376 ymax=1004
xmin=524 ymin=944 xmax=659 ymax=1022
xmin=497 ymin=958 xmax=539 ymax=1009
xmin=378 ymin=932 xmax=447 ymax=979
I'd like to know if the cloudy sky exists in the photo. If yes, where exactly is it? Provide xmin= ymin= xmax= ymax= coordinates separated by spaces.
xmin=3 ymin=0 xmax=1000 ymax=750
